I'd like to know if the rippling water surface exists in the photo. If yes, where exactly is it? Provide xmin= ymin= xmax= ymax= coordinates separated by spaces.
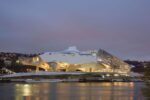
xmin=0 ymin=82 xmax=144 ymax=100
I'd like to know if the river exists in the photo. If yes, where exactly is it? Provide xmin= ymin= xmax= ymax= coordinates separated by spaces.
xmin=0 ymin=82 xmax=145 ymax=100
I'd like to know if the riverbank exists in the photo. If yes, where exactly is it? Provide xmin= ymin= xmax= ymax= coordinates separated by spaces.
xmin=0 ymin=72 xmax=144 ymax=83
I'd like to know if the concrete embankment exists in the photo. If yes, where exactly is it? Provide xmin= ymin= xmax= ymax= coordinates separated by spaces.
xmin=0 ymin=72 xmax=144 ymax=83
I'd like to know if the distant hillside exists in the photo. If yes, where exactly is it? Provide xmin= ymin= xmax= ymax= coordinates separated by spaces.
xmin=125 ymin=60 xmax=150 ymax=73
xmin=0 ymin=52 xmax=38 ymax=74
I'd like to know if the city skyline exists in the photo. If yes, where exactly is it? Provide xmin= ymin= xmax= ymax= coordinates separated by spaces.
xmin=0 ymin=0 xmax=150 ymax=60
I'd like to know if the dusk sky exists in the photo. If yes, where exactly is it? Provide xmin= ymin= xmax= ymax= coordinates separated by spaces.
xmin=0 ymin=0 xmax=150 ymax=60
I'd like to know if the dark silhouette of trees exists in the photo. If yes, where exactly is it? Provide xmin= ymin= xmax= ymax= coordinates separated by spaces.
xmin=142 ymin=63 xmax=150 ymax=99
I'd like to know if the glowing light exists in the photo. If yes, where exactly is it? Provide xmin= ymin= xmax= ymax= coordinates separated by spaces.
xmin=114 ymin=74 xmax=119 ymax=77
xmin=106 ymin=74 xmax=110 ymax=77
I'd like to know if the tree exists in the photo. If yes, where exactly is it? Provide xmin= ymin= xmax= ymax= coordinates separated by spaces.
xmin=144 ymin=63 xmax=150 ymax=80
xmin=142 ymin=63 xmax=150 ymax=99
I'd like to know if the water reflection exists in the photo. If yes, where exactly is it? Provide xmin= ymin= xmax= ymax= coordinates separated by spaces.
xmin=15 ymin=83 xmax=50 ymax=100
xmin=12 ymin=82 xmax=144 ymax=100
xmin=0 ymin=82 xmax=144 ymax=100
xmin=142 ymin=82 xmax=150 ymax=100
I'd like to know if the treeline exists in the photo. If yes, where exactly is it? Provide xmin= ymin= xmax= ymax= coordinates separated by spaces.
xmin=0 ymin=52 xmax=38 ymax=59
xmin=0 ymin=52 xmax=39 ymax=74
xmin=125 ymin=60 xmax=150 ymax=73
xmin=0 ymin=52 xmax=38 ymax=66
